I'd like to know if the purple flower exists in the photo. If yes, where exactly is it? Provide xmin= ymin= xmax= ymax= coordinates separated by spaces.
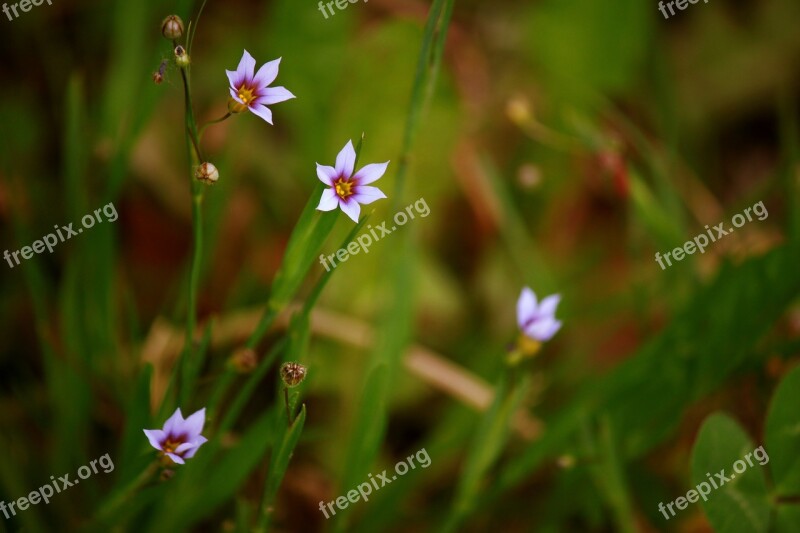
xmin=143 ymin=408 xmax=208 ymax=465
xmin=316 ymin=140 xmax=389 ymax=223
xmin=226 ymin=50 xmax=295 ymax=124
xmin=517 ymin=287 xmax=562 ymax=342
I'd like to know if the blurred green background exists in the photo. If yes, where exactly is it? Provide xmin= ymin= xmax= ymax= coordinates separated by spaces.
xmin=2 ymin=0 xmax=800 ymax=531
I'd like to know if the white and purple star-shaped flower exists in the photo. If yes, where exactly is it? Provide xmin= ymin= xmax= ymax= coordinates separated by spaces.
xmin=316 ymin=140 xmax=389 ymax=223
xmin=226 ymin=50 xmax=295 ymax=124
xmin=143 ymin=407 xmax=208 ymax=465
xmin=517 ymin=287 xmax=562 ymax=342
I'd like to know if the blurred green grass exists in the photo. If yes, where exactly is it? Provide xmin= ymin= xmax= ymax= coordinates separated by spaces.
xmin=1 ymin=0 xmax=800 ymax=531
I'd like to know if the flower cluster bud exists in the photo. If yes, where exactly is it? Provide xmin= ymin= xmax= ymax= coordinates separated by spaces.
xmin=280 ymin=362 xmax=307 ymax=388
xmin=506 ymin=96 xmax=532 ymax=126
xmin=228 ymin=348 xmax=257 ymax=373
xmin=557 ymin=455 xmax=576 ymax=469
xmin=161 ymin=15 xmax=184 ymax=40
xmin=194 ymin=162 xmax=219 ymax=184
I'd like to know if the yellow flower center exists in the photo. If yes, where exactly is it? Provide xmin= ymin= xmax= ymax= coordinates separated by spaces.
xmin=162 ymin=439 xmax=183 ymax=455
xmin=517 ymin=334 xmax=542 ymax=357
xmin=237 ymin=86 xmax=255 ymax=105
xmin=334 ymin=178 xmax=354 ymax=199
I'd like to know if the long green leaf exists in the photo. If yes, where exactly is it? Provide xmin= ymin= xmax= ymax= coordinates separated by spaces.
xmin=256 ymin=405 xmax=307 ymax=531
xmin=497 ymin=240 xmax=800 ymax=495
xmin=443 ymin=373 xmax=529 ymax=532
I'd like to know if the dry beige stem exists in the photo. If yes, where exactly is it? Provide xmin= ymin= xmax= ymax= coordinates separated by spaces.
xmin=141 ymin=304 xmax=542 ymax=439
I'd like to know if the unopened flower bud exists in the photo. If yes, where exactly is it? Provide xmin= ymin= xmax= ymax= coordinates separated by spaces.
xmin=228 ymin=348 xmax=257 ymax=373
xmin=506 ymin=96 xmax=532 ymax=125
xmin=557 ymin=455 xmax=576 ymax=469
xmin=161 ymin=15 xmax=184 ymax=40
xmin=280 ymin=362 xmax=307 ymax=388
xmin=194 ymin=162 xmax=219 ymax=184
xmin=174 ymin=45 xmax=190 ymax=68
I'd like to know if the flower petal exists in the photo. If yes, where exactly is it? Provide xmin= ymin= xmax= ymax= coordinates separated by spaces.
xmin=163 ymin=408 xmax=184 ymax=436
xmin=236 ymin=49 xmax=256 ymax=84
xmin=182 ymin=408 xmax=206 ymax=439
xmin=525 ymin=317 xmax=562 ymax=342
xmin=538 ymin=294 xmax=561 ymax=320
xmin=253 ymin=57 xmax=281 ymax=88
xmin=183 ymin=436 xmax=208 ymax=458
xmin=517 ymin=287 xmax=537 ymax=329
xmin=143 ymin=429 xmax=166 ymax=451
xmin=317 ymin=188 xmax=339 ymax=211
xmin=248 ymin=104 xmax=273 ymax=125
xmin=166 ymin=453 xmax=185 ymax=465
xmin=174 ymin=442 xmax=195 ymax=454
xmin=352 ymin=185 xmax=387 ymax=205
xmin=226 ymin=69 xmax=245 ymax=91
xmin=339 ymin=197 xmax=361 ymax=223
xmin=257 ymin=86 xmax=295 ymax=106
xmin=316 ymin=164 xmax=337 ymax=186
xmin=353 ymin=162 xmax=389 ymax=185
xmin=335 ymin=141 xmax=356 ymax=178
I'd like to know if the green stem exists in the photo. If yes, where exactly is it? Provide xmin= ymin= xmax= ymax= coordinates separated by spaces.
xmin=775 ymin=495 xmax=800 ymax=505
xmin=199 ymin=112 xmax=232 ymax=141
xmin=183 ymin=185 xmax=204 ymax=377
xmin=245 ymin=308 xmax=278 ymax=350
xmin=392 ymin=0 xmax=454 ymax=207
xmin=180 ymin=68 xmax=205 ymax=161
xmin=90 ymin=463 xmax=159 ymax=527
xmin=177 ymin=64 xmax=206 ymax=403
xmin=283 ymin=387 xmax=292 ymax=424
xmin=188 ymin=0 xmax=210 ymax=55
xmin=333 ymin=3 xmax=455 ymax=532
